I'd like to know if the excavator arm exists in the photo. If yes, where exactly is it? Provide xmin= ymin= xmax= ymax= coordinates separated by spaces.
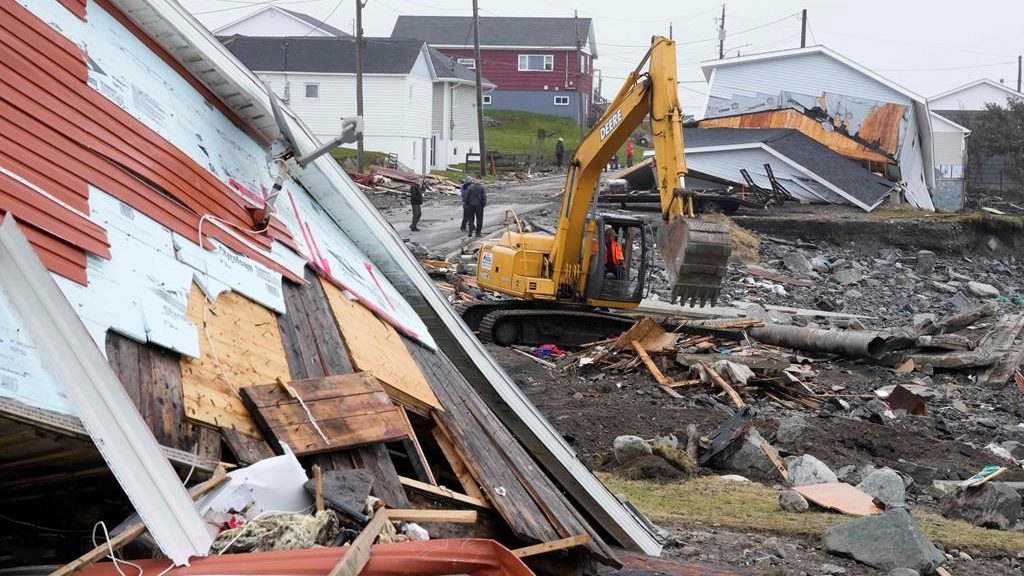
xmin=549 ymin=36 xmax=732 ymax=305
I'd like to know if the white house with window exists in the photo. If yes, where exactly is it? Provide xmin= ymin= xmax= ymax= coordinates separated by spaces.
xmin=222 ymin=35 xmax=491 ymax=171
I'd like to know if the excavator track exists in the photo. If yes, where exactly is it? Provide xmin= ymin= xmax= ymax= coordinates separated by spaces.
xmin=455 ymin=301 xmax=636 ymax=347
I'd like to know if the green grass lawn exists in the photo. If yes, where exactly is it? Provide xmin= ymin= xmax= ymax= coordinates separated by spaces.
xmin=483 ymin=110 xmax=645 ymax=166
xmin=602 ymin=475 xmax=1024 ymax=554
xmin=330 ymin=147 xmax=393 ymax=169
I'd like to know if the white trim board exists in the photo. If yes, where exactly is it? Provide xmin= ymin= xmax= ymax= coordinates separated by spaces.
xmin=0 ymin=216 xmax=212 ymax=566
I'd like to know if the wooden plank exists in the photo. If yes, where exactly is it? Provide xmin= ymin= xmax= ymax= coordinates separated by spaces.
xmin=180 ymin=283 xmax=291 ymax=436
xmin=793 ymin=483 xmax=884 ymax=516
xmin=320 ymin=278 xmax=440 ymax=413
xmin=240 ymin=375 xmax=408 ymax=456
xmin=511 ymin=534 xmax=592 ymax=558
xmin=632 ymin=342 xmax=683 ymax=398
xmin=979 ymin=314 xmax=1024 ymax=388
xmin=760 ymin=439 xmax=789 ymax=482
xmin=326 ymin=509 xmax=390 ymax=576
xmin=313 ymin=464 xmax=324 ymax=513
xmin=387 ymin=509 xmax=478 ymax=524
xmin=220 ymin=427 xmax=275 ymax=465
xmin=397 ymin=406 xmax=437 ymax=485
xmin=700 ymin=362 xmax=746 ymax=408
xmin=356 ymin=444 xmax=410 ymax=508
xmin=432 ymin=419 xmax=486 ymax=500
xmin=49 ymin=472 xmax=230 ymax=576
xmin=399 ymin=475 xmax=492 ymax=510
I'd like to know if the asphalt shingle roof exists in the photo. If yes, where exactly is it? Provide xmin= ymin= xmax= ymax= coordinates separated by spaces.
xmin=221 ymin=36 xmax=425 ymax=74
xmin=427 ymin=47 xmax=480 ymax=83
xmin=391 ymin=16 xmax=592 ymax=49
xmin=685 ymin=127 xmax=895 ymax=207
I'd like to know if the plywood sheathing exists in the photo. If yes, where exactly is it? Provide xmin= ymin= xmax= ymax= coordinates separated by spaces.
xmin=277 ymin=272 xmax=410 ymax=507
xmin=106 ymin=332 xmax=222 ymax=462
xmin=180 ymin=283 xmax=290 ymax=437
xmin=319 ymin=278 xmax=441 ymax=414
xmin=240 ymin=374 xmax=409 ymax=455
xmin=698 ymin=107 xmax=899 ymax=164
xmin=402 ymin=338 xmax=616 ymax=563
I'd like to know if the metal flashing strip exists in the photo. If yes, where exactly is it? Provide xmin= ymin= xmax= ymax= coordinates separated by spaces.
xmin=0 ymin=217 xmax=212 ymax=565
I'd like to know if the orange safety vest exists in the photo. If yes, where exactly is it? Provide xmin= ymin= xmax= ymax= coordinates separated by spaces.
xmin=606 ymin=239 xmax=624 ymax=266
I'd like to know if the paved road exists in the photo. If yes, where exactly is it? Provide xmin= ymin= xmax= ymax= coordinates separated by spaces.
xmin=379 ymin=174 xmax=565 ymax=254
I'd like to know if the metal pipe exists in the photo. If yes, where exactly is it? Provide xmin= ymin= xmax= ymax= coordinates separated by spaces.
xmin=748 ymin=323 xmax=887 ymax=359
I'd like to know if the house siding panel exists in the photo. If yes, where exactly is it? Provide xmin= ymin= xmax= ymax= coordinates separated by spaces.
xmin=930 ymin=82 xmax=1021 ymax=111
xmin=438 ymin=47 xmax=593 ymax=117
xmin=706 ymin=53 xmax=910 ymax=116
xmin=432 ymin=83 xmax=445 ymax=133
xmin=1 ymin=0 xmax=298 ymax=284
xmin=489 ymin=89 xmax=581 ymax=119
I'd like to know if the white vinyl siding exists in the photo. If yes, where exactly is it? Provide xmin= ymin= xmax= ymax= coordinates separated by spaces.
xmin=930 ymin=82 xmax=1022 ymax=111
xmin=432 ymin=83 xmax=445 ymax=132
xmin=216 ymin=8 xmax=335 ymax=37
xmin=897 ymin=111 xmax=933 ymax=209
xmin=451 ymin=84 xmax=479 ymax=142
xmin=519 ymin=54 xmax=554 ymax=71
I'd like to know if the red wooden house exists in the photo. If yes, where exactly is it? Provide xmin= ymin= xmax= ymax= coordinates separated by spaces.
xmin=391 ymin=16 xmax=598 ymax=121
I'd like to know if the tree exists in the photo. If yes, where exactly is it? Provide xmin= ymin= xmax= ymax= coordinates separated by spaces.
xmin=964 ymin=98 xmax=1024 ymax=193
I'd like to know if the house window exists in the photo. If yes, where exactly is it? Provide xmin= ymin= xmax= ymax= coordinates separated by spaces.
xmin=518 ymin=54 xmax=554 ymax=71
xmin=457 ymin=58 xmax=476 ymax=70
xmin=554 ymin=95 xmax=570 ymax=106
xmin=482 ymin=94 xmax=492 ymax=105
xmin=305 ymin=83 xmax=319 ymax=98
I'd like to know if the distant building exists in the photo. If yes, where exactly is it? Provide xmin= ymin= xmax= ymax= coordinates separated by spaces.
xmin=699 ymin=46 xmax=937 ymax=210
xmin=214 ymin=5 xmax=351 ymax=37
xmin=391 ymin=16 xmax=597 ymax=121
xmin=930 ymin=78 xmax=1023 ymax=113
xmin=222 ymin=36 xmax=492 ymax=171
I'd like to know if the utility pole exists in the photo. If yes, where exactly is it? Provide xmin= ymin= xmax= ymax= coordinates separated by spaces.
xmin=800 ymin=9 xmax=807 ymax=48
xmin=575 ymin=10 xmax=584 ymax=137
xmin=669 ymin=21 xmax=673 ymax=40
xmin=717 ymin=4 xmax=726 ymax=59
xmin=355 ymin=0 xmax=366 ymax=172
xmin=472 ymin=0 xmax=486 ymax=178
xmin=1018 ymin=55 xmax=1022 ymax=93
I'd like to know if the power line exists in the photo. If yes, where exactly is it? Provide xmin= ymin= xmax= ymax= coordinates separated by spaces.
xmin=299 ymin=0 xmax=344 ymax=36
xmin=191 ymin=0 xmax=320 ymax=16
xmin=878 ymin=61 xmax=1016 ymax=73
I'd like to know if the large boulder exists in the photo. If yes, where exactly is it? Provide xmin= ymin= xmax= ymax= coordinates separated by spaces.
xmin=939 ymin=482 xmax=1021 ymax=530
xmin=966 ymin=281 xmax=1000 ymax=298
xmin=775 ymin=415 xmax=807 ymax=445
xmin=822 ymin=508 xmax=945 ymax=574
xmin=787 ymin=454 xmax=838 ymax=486
xmin=857 ymin=468 xmax=906 ymax=508
xmin=783 ymin=252 xmax=813 ymax=275
xmin=613 ymin=435 xmax=652 ymax=464
xmin=710 ymin=428 xmax=779 ymax=481
xmin=779 ymin=489 xmax=809 ymax=513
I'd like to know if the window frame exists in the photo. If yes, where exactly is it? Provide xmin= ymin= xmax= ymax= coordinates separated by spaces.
xmin=482 ymin=94 xmax=492 ymax=105
xmin=457 ymin=57 xmax=476 ymax=70
xmin=304 ymin=82 xmax=319 ymax=99
xmin=518 ymin=54 xmax=554 ymax=72
xmin=553 ymin=95 xmax=570 ymax=106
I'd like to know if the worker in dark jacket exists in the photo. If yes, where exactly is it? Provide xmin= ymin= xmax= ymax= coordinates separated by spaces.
xmin=464 ymin=179 xmax=487 ymax=237
xmin=554 ymin=137 xmax=565 ymax=167
xmin=459 ymin=176 xmax=472 ymax=231
xmin=409 ymin=177 xmax=424 ymax=231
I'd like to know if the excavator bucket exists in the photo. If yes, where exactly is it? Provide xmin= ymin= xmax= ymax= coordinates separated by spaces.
xmin=657 ymin=218 xmax=733 ymax=306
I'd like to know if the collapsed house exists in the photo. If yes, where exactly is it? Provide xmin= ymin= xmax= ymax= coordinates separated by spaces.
xmin=696 ymin=46 xmax=940 ymax=211
xmin=0 ymin=0 xmax=660 ymax=571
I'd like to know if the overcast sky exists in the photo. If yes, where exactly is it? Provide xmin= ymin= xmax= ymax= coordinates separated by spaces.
xmin=181 ymin=0 xmax=1024 ymax=112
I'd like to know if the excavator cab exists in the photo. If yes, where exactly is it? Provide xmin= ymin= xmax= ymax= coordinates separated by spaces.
xmin=584 ymin=215 xmax=649 ymax=305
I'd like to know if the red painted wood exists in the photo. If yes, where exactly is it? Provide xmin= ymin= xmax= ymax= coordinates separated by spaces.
xmin=56 ymin=0 xmax=87 ymax=20
xmin=0 ymin=1 xmax=301 ymax=285
xmin=440 ymin=48 xmax=594 ymax=98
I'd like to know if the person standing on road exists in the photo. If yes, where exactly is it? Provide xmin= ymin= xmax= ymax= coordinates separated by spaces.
xmin=626 ymin=139 xmax=635 ymax=167
xmin=459 ymin=176 xmax=472 ymax=231
xmin=554 ymin=137 xmax=565 ymax=168
xmin=464 ymin=178 xmax=487 ymax=238
xmin=409 ymin=177 xmax=424 ymax=231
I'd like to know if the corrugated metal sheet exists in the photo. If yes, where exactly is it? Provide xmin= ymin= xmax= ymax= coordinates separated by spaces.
xmin=0 ymin=0 xmax=300 ymax=283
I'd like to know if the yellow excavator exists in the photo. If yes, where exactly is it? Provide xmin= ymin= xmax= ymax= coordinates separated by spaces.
xmin=460 ymin=36 xmax=733 ymax=346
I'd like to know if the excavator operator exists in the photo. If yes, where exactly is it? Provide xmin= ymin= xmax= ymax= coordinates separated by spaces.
xmin=605 ymin=226 xmax=625 ymax=279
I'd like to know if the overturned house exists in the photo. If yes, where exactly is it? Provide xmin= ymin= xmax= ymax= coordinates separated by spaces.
xmin=697 ymin=46 xmax=938 ymax=210
xmin=0 ymin=0 xmax=659 ymax=572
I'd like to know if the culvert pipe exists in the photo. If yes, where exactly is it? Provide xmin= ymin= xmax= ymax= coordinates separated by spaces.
xmin=748 ymin=323 xmax=888 ymax=359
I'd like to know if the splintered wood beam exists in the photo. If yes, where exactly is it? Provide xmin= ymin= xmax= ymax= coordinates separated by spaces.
xmin=49 ymin=472 xmax=230 ymax=576
xmin=431 ymin=421 xmax=486 ymax=499
xmin=511 ymin=534 xmax=592 ymax=558
xmin=326 ymin=509 xmax=390 ymax=576
xmin=632 ymin=342 xmax=683 ymax=398
xmin=398 ymin=475 xmax=492 ymax=509
xmin=387 ymin=508 xmax=478 ymax=523
xmin=700 ymin=362 xmax=746 ymax=408
xmin=397 ymin=406 xmax=437 ymax=486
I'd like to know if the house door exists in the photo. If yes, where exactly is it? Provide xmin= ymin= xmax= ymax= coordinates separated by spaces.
xmin=430 ymin=132 xmax=439 ymax=168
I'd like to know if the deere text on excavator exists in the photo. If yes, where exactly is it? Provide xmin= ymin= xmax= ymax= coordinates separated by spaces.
xmin=460 ymin=36 xmax=733 ymax=346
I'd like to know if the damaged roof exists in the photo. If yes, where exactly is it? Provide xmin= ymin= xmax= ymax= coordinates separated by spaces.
xmin=685 ymin=128 xmax=896 ymax=210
